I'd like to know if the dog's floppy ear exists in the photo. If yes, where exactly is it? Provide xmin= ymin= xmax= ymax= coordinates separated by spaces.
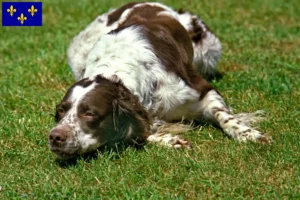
xmin=112 ymin=81 xmax=151 ymax=144
xmin=112 ymin=99 xmax=120 ymax=132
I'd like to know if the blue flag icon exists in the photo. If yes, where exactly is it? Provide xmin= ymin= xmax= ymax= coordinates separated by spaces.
xmin=2 ymin=2 xmax=42 ymax=26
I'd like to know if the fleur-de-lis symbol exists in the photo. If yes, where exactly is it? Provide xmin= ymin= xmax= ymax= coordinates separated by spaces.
xmin=7 ymin=5 xmax=17 ymax=16
xmin=28 ymin=5 xmax=38 ymax=16
xmin=18 ymin=13 xmax=27 ymax=24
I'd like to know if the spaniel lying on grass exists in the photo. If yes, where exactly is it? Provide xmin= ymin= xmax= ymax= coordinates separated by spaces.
xmin=49 ymin=2 xmax=271 ymax=159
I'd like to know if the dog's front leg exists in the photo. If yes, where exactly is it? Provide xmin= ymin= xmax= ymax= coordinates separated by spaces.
xmin=147 ymin=119 xmax=192 ymax=149
xmin=199 ymin=90 xmax=272 ymax=143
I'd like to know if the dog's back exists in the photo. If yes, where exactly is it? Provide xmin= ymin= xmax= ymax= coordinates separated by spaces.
xmin=83 ymin=5 xmax=212 ymax=121
xmin=67 ymin=2 xmax=221 ymax=81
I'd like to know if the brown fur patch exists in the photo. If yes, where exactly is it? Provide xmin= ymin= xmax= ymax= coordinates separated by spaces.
xmin=93 ymin=75 xmax=151 ymax=145
xmin=107 ymin=2 xmax=140 ymax=26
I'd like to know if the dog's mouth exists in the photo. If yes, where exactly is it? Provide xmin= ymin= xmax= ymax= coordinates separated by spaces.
xmin=50 ymin=146 xmax=80 ymax=160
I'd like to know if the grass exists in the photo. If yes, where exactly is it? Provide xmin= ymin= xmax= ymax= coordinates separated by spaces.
xmin=0 ymin=0 xmax=299 ymax=199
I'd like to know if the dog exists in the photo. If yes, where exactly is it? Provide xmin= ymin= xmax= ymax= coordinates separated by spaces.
xmin=49 ymin=2 xmax=271 ymax=159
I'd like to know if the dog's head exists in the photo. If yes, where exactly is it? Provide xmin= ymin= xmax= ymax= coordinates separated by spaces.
xmin=49 ymin=75 xmax=150 ymax=159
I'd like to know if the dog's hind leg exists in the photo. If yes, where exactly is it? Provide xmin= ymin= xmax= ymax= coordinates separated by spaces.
xmin=177 ymin=11 xmax=222 ymax=79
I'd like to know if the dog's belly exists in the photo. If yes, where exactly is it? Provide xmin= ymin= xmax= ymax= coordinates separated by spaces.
xmin=160 ymin=100 xmax=203 ymax=122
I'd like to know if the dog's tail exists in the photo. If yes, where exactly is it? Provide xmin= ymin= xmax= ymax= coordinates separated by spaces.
xmin=177 ymin=11 xmax=222 ymax=79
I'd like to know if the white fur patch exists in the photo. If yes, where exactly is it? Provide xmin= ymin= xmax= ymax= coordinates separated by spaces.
xmin=69 ymin=83 xmax=95 ymax=103
xmin=67 ymin=13 xmax=117 ymax=81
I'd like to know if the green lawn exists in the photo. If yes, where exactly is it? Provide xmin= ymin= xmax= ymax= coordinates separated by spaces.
xmin=0 ymin=0 xmax=299 ymax=199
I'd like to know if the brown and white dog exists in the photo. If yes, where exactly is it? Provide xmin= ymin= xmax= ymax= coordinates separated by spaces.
xmin=49 ymin=2 xmax=271 ymax=159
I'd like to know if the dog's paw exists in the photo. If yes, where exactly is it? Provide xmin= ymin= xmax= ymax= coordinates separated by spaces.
xmin=168 ymin=135 xmax=192 ymax=149
xmin=256 ymin=134 xmax=272 ymax=144
xmin=229 ymin=127 xmax=272 ymax=144
xmin=147 ymin=133 xmax=192 ymax=149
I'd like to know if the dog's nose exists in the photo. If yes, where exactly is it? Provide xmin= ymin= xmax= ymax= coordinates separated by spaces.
xmin=49 ymin=130 xmax=67 ymax=144
xmin=49 ymin=125 xmax=72 ymax=145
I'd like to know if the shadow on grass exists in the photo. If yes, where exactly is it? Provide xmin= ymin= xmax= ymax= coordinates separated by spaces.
xmin=205 ymin=71 xmax=224 ymax=82
xmin=55 ymin=143 xmax=145 ymax=168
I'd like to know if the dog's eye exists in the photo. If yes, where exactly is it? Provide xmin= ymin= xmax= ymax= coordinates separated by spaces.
xmin=84 ymin=112 xmax=97 ymax=117
xmin=58 ymin=108 xmax=64 ymax=115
